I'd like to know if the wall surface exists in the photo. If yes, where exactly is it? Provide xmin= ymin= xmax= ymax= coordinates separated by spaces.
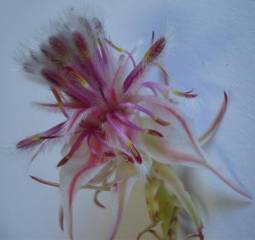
xmin=0 ymin=0 xmax=254 ymax=239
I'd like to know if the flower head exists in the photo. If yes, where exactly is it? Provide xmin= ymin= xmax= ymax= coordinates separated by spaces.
xmin=17 ymin=11 xmax=251 ymax=240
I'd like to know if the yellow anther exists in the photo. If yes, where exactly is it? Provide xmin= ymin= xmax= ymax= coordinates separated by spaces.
xmin=69 ymin=71 xmax=87 ymax=87
xmin=81 ymin=50 xmax=90 ymax=59
xmin=105 ymin=39 xmax=124 ymax=52
xmin=144 ymin=51 xmax=153 ymax=64
xmin=145 ymin=129 xmax=163 ymax=138
xmin=126 ymin=141 xmax=134 ymax=151
xmin=153 ymin=116 xmax=170 ymax=126
xmin=172 ymin=89 xmax=181 ymax=96
xmin=113 ymin=45 xmax=124 ymax=52
xmin=57 ymin=154 xmax=71 ymax=167
xmin=76 ymin=75 xmax=87 ymax=87
xmin=32 ymin=134 xmax=41 ymax=141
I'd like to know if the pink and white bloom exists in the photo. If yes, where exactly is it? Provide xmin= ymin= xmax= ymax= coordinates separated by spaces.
xmin=17 ymin=12 xmax=251 ymax=240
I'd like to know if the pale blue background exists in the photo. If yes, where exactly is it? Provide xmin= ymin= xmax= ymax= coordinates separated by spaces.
xmin=0 ymin=0 xmax=255 ymax=239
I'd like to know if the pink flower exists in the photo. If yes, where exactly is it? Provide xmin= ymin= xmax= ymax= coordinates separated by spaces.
xmin=17 ymin=12 xmax=251 ymax=240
